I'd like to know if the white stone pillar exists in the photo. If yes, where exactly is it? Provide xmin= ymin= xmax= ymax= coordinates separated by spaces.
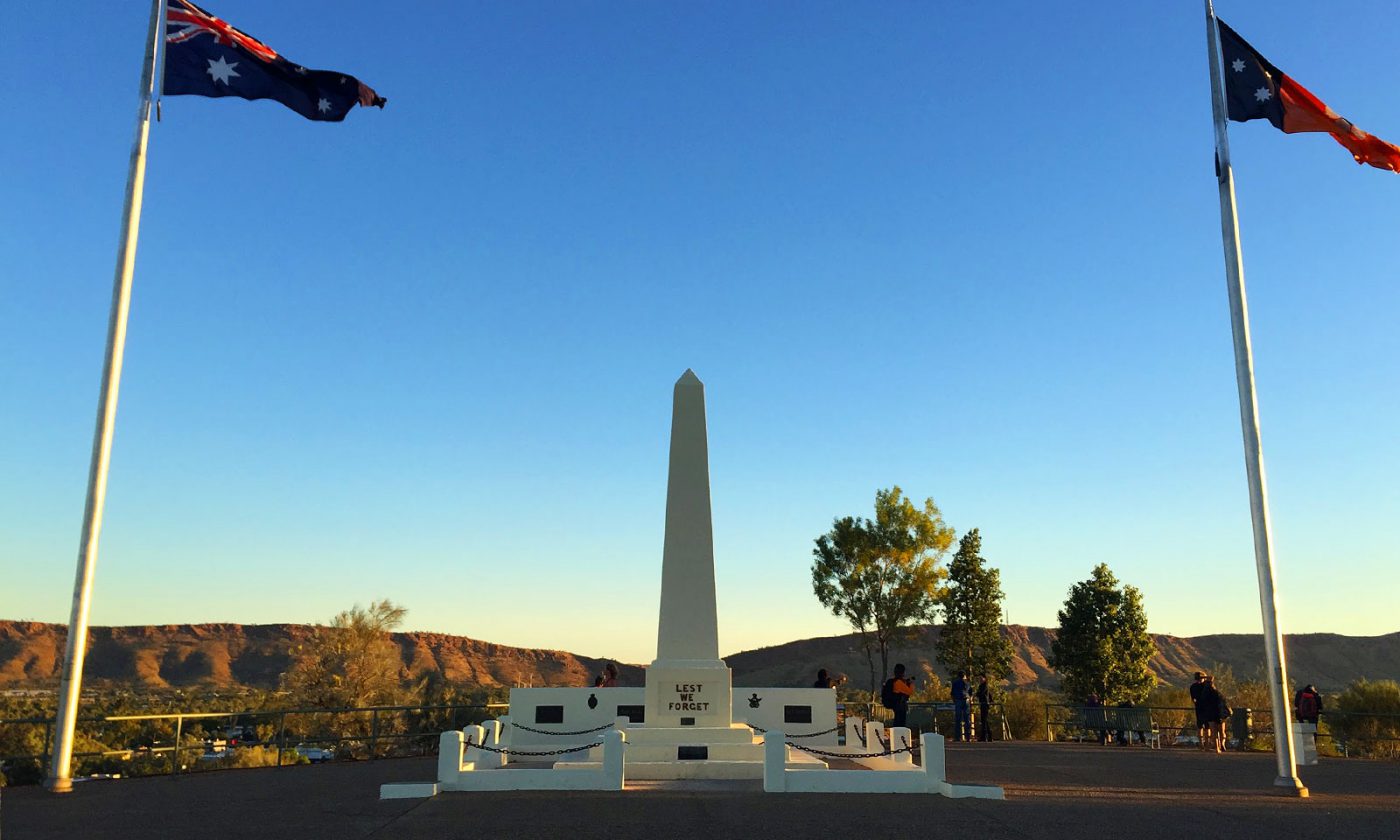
xmin=921 ymin=732 xmax=945 ymax=783
xmin=656 ymin=369 xmax=721 ymax=661
xmin=645 ymin=370 xmax=734 ymax=728
xmin=438 ymin=730 xmax=464 ymax=784
xmin=763 ymin=729 xmax=787 ymax=792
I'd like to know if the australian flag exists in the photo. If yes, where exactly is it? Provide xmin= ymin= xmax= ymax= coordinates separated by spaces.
xmin=163 ymin=0 xmax=386 ymax=122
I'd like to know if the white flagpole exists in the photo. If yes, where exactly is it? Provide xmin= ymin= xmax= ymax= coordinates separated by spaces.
xmin=45 ymin=0 xmax=166 ymax=794
xmin=1203 ymin=0 xmax=1307 ymax=797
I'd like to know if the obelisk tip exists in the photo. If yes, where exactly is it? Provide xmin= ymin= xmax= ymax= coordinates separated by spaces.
xmin=677 ymin=368 xmax=702 ymax=387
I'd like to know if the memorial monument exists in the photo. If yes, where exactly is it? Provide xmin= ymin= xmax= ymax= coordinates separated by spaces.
xmin=645 ymin=369 xmax=732 ymax=729
xmin=382 ymin=370 xmax=999 ymax=795
xmin=508 ymin=369 xmax=830 ymax=779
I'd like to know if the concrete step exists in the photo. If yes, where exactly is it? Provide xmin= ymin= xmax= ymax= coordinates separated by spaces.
xmin=554 ymin=756 xmax=825 ymax=781
xmin=622 ymin=725 xmax=758 ymax=745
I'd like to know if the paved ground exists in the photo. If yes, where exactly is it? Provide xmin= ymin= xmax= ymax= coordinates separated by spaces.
xmin=5 ymin=742 xmax=1397 ymax=839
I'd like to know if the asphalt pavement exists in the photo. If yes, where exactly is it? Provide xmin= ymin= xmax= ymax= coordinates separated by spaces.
xmin=5 ymin=741 xmax=1396 ymax=839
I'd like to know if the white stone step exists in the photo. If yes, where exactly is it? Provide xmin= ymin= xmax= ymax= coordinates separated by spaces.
xmin=622 ymin=725 xmax=758 ymax=745
xmin=554 ymin=755 xmax=825 ymax=781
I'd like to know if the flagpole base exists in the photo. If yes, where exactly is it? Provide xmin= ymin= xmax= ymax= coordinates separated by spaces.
xmin=44 ymin=776 xmax=74 ymax=794
xmin=1272 ymin=776 xmax=1309 ymax=797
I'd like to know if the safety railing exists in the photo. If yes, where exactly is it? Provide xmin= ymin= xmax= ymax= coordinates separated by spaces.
xmin=1307 ymin=710 xmax=1400 ymax=759
xmin=0 ymin=701 xmax=509 ymax=785
xmin=1044 ymin=703 xmax=1400 ymax=758
xmin=1044 ymin=703 xmax=1206 ymax=746
xmin=839 ymin=701 xmax=1011 ymax=740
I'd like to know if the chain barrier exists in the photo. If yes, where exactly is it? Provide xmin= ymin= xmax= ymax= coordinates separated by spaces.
xmin=853 ymin=725 xmax=867 ymax=747
xmin=875 ymin=730 xmax=889 ymax=751
xmin=507 ymin=721 xmax=616 ymax=736
xmin=465 ymin=738 xmax=602 ymax=757
xmin=786 ymin=742 xmax=917 ymax=760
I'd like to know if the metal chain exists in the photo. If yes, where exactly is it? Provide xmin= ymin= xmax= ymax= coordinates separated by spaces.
xmin=786 ymin=742 xmax=916 ymax=759
xmin=507 ymin=721 xmax=616 ymax=736
xmin=466 ymin=739 xmax=602 ymax=757
xmin=853 ymin=725 xmax=867 ymax=747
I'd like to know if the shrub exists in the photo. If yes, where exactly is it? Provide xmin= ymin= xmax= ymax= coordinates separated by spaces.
xmin=0 ymin=759 xmax=44 ymax=787
xmin=1330 ymin=679 xmax=1400 ymax=759
xmin=1002 ymin=689 xmax=1052 ymax=740
xmin=191 ymin=745 xmax=305 ymax=771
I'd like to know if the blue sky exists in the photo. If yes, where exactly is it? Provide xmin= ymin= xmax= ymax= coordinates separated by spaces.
xmin=2 ymin=1 xmax=1396 ymax=666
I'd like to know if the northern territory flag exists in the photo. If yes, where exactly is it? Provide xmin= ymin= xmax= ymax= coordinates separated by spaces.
xmin=163 ymin=0 xmax=386 ymax=122
xmin=1217 ymin=20 xmax=1400 ymax=172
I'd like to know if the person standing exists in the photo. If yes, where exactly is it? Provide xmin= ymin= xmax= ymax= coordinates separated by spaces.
xmin=1189 ymin=671 xmax=1208 ymax=750
xmin=951 ymin=671 xmax=972 ymax=742
xmin=601 ymin=663 xmax=619 ymax=687
xmin=884 ymin=664 xmax=916 ymax=728
xmin=813 ymin=668 xmax=844 ymax=689
xmin=1295 ymin=684 xmax=1323 ymax=724
xmin=1085 ymin=692 xmax=1108 ymax=745
xmin=975 ymin=675 xmax=992 ymax=742
xmin=1199 ymin=675 xmax=1229 ymax=753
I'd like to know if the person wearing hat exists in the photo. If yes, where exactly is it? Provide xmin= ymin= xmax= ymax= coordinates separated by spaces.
xmin=1189 ymin=671 xmax=1208 ymax=750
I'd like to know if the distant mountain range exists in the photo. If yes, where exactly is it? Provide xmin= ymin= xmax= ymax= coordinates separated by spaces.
xmin=2 ymin=620 xmax=1396 ymax=694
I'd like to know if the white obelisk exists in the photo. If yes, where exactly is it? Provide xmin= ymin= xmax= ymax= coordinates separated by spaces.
xmin=644 ymin=370 xmax=734 ymax=728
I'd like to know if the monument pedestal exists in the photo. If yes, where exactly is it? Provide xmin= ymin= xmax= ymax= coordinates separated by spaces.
xmin=556 ymin=724 xmax=827 ymax=780
xmin=644 ymin=660 xmax=733 ymax=729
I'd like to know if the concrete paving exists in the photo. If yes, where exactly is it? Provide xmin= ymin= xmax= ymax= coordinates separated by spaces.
xmin=5 ymin=742 xmax=1397 ymax=839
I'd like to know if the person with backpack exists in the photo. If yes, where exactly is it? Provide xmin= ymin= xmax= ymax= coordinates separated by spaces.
xmin=1294 ymin=684 xmax=1323 ymax=724
xmin=881 ymin=664 xmax=916 ymax=728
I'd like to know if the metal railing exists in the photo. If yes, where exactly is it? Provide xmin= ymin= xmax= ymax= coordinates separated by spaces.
xmin=0 ymin=701 xmax=509 ymax=783
xmin=1044 ymin=703 xmax=1215 ymax=745
xmin=839 ymin=701 xmax=1012 ymax=740
xmin=1043 ymin=703 xmax=1400 ymax=757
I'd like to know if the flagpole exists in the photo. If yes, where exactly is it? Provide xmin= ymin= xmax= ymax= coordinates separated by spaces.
xmin=1203 ymin=0 xmax=1306 ymax=797
xmin=44 ymin=0 xmax=165 ymax=794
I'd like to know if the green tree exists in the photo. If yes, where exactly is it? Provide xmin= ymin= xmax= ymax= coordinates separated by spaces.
xmin=1049 ymin=564 xmax=1156 ymax=703
xmin=811 ymin=486 xmax=954 ymax=695
xmin=936 ymin=528 xmax=1014 ymax=683
xmin=281 ymin=599 xmax=408 ymax=709
xmin=1330 ymin=679 xmax=1400 ymax=759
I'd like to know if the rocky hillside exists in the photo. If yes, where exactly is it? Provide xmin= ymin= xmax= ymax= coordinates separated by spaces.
xmin=0 ymin=621 xmax=643 ymax=691
xmin=726 ymin=625 xmax=1400 ymax=693
xmin=2 ymin=620 xmax=1395 ymax=694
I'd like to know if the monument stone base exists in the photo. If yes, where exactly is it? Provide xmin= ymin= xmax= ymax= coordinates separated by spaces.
xmin=643 ymin=661 xmax=734 ymax=729
xmin=556 ymin=724 xmax=827 ymax=780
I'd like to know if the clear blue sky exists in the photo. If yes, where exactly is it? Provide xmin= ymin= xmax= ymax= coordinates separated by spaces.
xmin=2 ymin=1 xmax=1396 ymax=665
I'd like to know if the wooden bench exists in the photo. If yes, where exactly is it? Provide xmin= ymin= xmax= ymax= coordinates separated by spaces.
xmin=1053 ymin=706 xmax=1160 ymax=748
xmin=1111 ymin=706 xmax=1161 ymax=749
